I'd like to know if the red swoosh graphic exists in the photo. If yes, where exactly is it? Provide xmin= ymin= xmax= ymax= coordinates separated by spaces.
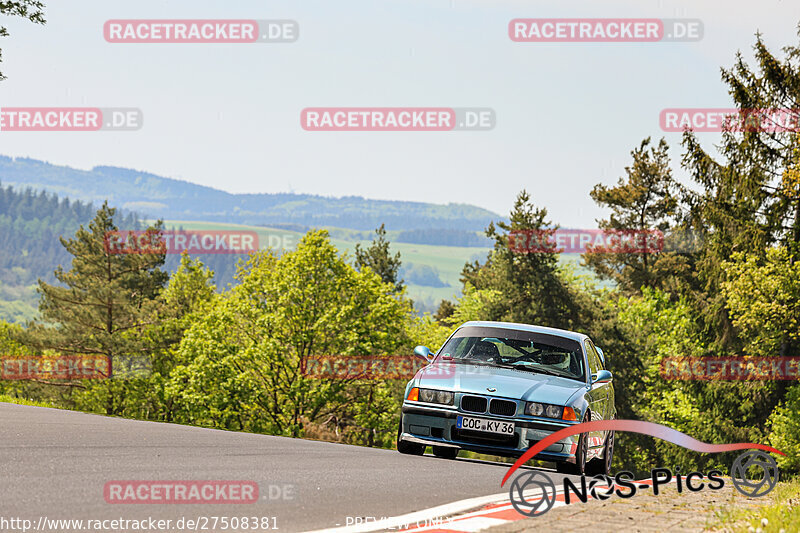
xmin=501 ymin=419 xmax=784 ymax=487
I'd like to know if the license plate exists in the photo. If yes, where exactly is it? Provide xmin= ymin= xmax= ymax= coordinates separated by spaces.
xmin=457 ymin=415 xmax=515 ymax=435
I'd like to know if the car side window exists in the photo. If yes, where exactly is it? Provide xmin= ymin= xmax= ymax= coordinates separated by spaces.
xmin=590 ymin=340 xmax=606 ymax=370
xmin=585 ymin=340 xmax=602 ymax=375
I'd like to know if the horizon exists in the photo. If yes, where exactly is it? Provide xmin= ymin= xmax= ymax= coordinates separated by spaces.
xmin=0 ymin=152 xmax=507 ymax=214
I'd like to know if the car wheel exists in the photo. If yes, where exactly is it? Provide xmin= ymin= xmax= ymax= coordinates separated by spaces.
xmin=432 ymin=446 xmax=458 ymax=459
xmin=602 ymin=430 xmax=614 ymax=475
xmin=396 ymin=416 xmax=425 ymax=456
xmin=586 ymin=430 xmax=614 ymax=476
xmin=557 ymin=414 xmax=589 ymax=476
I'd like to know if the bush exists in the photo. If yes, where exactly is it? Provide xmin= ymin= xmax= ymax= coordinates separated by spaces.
xmin=768 ymin=383 xmax=800 ymax=473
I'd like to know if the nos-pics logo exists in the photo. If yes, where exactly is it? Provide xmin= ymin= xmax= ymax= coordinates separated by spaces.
xmin=501 ymin=420 xmax=783 ymax=518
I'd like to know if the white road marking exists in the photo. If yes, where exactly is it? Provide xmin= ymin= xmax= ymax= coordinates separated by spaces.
xmin=435 ymin=517 xmax=509 ymax=532
xmin=304 ymin=476 xmax=663 ymax=533
xmin=302 ymin=484 xmax=566 ymax=533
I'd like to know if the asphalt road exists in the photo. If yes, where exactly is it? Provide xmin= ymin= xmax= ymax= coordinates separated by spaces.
xmin=0 ymin=403 xmax=571 ymax=532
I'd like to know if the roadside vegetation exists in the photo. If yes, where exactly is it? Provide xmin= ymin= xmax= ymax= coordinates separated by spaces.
xmin=709 ymin=478 xmax=800 ymax=532
xmin=2 ymin=28 xmax=800 ymax=476
xmin=0 ymin=393 xmax=57 ymax=409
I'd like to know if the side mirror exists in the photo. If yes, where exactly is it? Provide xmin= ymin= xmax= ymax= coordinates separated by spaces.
xmin=592 ymin=369 xmax=613 ymax=384
xmin=596 ymin=346 xmax=606 ymax=365
xmin=414 ymin=345 xmax=434 ymax=362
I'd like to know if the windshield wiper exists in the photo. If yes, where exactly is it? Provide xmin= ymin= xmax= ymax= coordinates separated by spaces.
xmin=507 ymin=363 xmax=571 ymax=378
xmin=448 ymin=358 xmax=495 ymax=366
xmin=449 ymin=358 xmax=515 ymax=369
xmin=447 ymin=358 xmax=574 ymax=377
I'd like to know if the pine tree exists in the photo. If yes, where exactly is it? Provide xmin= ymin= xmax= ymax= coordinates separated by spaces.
xmin=354 ymin=224 xmax=404 ymax=293
xmin=586 ymin=137 xmax=688 ymax=294
xmin=434 ymin=299 xmax=456 ymax=325
xmin=19 ymin=202 xmax=168 ymax=414
xmin=461 ymin=190 xmax=591 ymax=330
xmin=681 ymin=31 xmax=800 ymax=351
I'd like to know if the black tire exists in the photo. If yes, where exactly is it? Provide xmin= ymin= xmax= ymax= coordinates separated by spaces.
xmin=586 ymin=430 xmax=614 ymax=476
xmin=396 ymin=416 xmax=425 ymax=456
xmin=397 ymin=439 xmax=425 ymax=455
xmin=557 ymin=414 xmax=589 ymax=476
xmin=604 ymin=430 xmax=614 ymax=474
xmin=603 ymin=430 xmax=615 ymax=474
xmin=432 ymin=446 xmax=459 ymax=459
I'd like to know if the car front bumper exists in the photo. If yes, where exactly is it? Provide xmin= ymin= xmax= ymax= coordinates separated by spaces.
xmin=400 ymin=402 xmax=580 ymax=463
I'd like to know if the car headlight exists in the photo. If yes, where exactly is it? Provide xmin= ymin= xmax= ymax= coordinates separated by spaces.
xmin=525 ymin=402 xmax=564 ymax=419
xmin=418 ymin=388 xmax=454 ymax=405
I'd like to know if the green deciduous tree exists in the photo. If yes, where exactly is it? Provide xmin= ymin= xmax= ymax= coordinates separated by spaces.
xmin=168 ymin=230 xmax=412 ymax=441
xmin=613 ymin=289 xmax=713 ymax=472
xmin=768 ymin=383 xmax=800 ymax=471
xmin=444 ymin=283 xmax=502 ymax=326
xmin=722 ymin=247 xmax=800 ymax=356
xmin=114 ymin=253 xmax=217 ymax=422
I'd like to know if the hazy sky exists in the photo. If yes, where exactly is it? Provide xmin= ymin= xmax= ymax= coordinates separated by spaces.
xmin=1 ymin=0 xmax=799 ymax=226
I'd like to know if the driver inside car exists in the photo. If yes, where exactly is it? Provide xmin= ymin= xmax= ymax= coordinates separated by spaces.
xmin=466 ymin=339 xmax=501 ymax=362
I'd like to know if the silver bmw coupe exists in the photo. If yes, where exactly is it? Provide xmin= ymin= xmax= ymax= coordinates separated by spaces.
xmin=397 ymin=321 xmax=616 ymax=475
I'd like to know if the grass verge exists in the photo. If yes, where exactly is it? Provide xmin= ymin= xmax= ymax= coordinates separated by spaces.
xmin=0 ymin=393 xmax=59 ymax=409
xmin=709 ymin=478 xmax=800 ymax=532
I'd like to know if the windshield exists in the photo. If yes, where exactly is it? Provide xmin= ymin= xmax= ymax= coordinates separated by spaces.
xmin=435 ymin=326 xmax=585 ymax=381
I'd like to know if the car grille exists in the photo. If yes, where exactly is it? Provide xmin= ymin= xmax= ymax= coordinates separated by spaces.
xmin=489 ymin=399 xmax=517 ymax=416
xmin=460 ymin=395 xmax=488 ymax=413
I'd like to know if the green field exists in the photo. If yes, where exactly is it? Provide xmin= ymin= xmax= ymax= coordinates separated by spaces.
xmin=157 ymin=220 xmax=490 ymax=312
xmin=156 ymin=220 xmax=602 ymax=313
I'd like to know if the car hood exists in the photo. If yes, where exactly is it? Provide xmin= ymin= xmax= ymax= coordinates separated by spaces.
xmin=416 ymin=363 xmax=584 ymax=405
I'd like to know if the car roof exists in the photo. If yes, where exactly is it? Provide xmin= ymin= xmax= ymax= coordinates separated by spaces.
xmin=458 ymin=321 xmax=590 ymax=343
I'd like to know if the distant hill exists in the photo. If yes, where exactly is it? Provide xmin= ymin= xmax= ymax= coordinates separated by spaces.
xmin=0 ymin=156 xmax=501 ymax=232
xmin=0 ymin=183 xmax=142 ymax=323
xmin=0 ymin=183 xmax=145 ymax=285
